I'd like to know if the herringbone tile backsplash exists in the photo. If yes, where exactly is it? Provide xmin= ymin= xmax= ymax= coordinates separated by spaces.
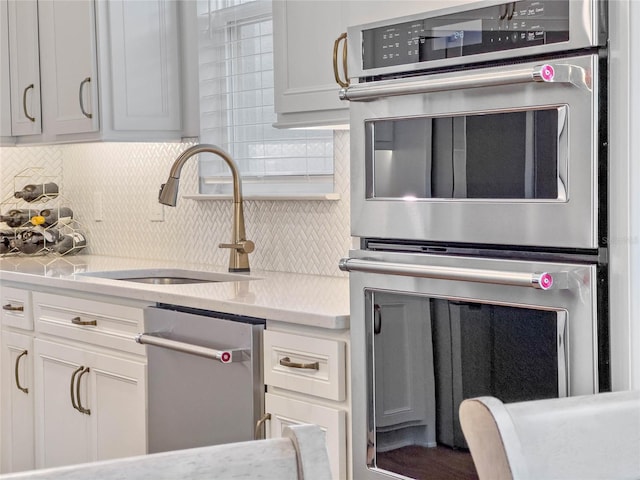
xmin=0 ymin=132 xmax=351 ymax=277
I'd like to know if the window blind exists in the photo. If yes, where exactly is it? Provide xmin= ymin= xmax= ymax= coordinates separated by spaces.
xmin=196 ymin=0 xmax=334 ymax=195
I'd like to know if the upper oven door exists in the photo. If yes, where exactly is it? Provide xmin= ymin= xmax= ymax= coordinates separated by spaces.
xmin=348 ymin=54 xmax=601 ymax=249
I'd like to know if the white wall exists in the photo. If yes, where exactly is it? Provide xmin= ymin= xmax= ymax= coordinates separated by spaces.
xmin=0 ymin=131 xmax=351 ymax=277
xmin=608 ymin=0 xmax=640 ymax=390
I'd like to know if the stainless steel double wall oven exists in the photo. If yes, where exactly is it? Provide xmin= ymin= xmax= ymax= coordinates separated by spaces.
xmin=340 ymin=1 xmax=608 ymax=479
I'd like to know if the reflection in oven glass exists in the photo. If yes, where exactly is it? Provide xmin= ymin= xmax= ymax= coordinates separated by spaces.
xmin=369 ymin=291 xmax=566 ymax=479
xmin=369 ymin=108 xmax=563 ymax=201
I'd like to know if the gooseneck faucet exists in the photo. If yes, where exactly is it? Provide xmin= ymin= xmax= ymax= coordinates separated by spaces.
xmin=158 ymin=144 xmax=255 ymax=273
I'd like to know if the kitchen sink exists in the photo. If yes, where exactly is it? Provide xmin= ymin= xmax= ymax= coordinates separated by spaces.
xmin=77 ymin=268 xmax=256 ymax=284
xmin=120 ymin=276 xmax=219 ymax=285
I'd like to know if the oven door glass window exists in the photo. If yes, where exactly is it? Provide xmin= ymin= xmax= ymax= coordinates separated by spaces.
xmin=367 ymin=290 xmax=567 ymax=478
xmin=367 ymin=107 xmax=567 ymax=201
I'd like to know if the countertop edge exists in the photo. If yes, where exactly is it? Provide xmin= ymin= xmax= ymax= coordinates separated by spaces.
xmin=0 ymin=260 xmax=350 ymax=330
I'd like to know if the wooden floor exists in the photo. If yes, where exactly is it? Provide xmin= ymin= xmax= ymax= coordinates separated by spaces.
xmin=376 ymin=445 xmax=479 ymax=480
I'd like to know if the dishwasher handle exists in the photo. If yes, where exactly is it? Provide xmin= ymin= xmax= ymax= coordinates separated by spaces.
xmin=135 ymin=333 xmax=249 ymax=363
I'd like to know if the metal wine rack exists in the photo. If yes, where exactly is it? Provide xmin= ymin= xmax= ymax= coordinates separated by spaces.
xmin=0 ymin=168 xmax=87 ymax=257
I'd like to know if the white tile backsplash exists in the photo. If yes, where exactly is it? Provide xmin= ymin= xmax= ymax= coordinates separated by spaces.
xmin=0 ymin=131 xmax=351 ymax=277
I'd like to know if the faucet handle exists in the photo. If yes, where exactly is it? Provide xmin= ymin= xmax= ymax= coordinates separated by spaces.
xmin=219 ymin=239 xmax=255 ymax=254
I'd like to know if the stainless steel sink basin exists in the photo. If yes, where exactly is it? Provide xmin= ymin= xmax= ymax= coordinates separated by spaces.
xmin=77 ymin=268 xmax=256 ymax=284
xmin=121 ymin=276 xmax=218 ymax=285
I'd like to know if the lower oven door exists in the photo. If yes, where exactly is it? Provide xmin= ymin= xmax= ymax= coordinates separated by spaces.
xmin=343 ymin=250 xmax=600 ymax=480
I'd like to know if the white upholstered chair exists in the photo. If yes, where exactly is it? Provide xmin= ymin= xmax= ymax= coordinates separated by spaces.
xmin=0 ymin=424 xmax=332 ymax=480
xmin=459 ymin=391 xmax=640 ymax=480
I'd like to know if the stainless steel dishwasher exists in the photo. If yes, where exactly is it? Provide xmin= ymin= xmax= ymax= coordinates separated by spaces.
xmin=137 ymin=304 xmax=265 ymax=453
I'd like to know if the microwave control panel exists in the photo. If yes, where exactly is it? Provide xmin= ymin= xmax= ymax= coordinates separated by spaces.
xmin=361 ymin=0 xmax=570 ymax=70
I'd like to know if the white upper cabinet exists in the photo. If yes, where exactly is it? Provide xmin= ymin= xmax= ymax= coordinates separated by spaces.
xmin=38 ymin=0 xmax=99 ymax=136
xmin=272 ymin=0 xmax=478 ymax=129
xmin=106 ymin=0 xmax=182 ymax=133
xmin=272 ymin=0 xmax=349 ymax=129
xmin=1 ymin=0 xmax=14 ymax=142
xmin=6 ymin=0 xmax=41 ymax=136
xmin=7 ymin=0 xmax=189 ymax=145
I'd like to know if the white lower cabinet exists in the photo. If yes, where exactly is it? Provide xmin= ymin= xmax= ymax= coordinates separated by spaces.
xmin=266 ymin=393 xmax=346 ymax=480
xmin=33 ymin=338 xmax=146 ymax=469
xmin=1 ymin=331 xmax=34 ymax=473
xmin=1 ymin=286 xmax=35 ymax=473
xmin=263 ymin=326 xmax=350 ymax=480
xmin=0 ymin=285 xmax=148 ymax=474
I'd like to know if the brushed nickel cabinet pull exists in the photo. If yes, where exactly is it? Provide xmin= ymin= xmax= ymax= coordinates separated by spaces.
xmin=71 ymin=316 xmax=97 ymax=326
xmin=279 ymin=356 xmax=319 ymax=370
xmin=76 ymin=367 xmax=91 ymax=415
xmin=3 ymin=304 xmax=24 ymax=312
xmin=78 ymin=77 xmax=92 ymax=118
xmin=70 ymin=365 xmax=84 ymax=411
xmin=22 ymin=84 xmax=35 ymax=122
xmin=15 ymin=350 xmax=29 ymax=394
xmin=254 ymin=412 xmax=271 ymax=440
xmin=332 ymin=32 xmax=349 ymax=88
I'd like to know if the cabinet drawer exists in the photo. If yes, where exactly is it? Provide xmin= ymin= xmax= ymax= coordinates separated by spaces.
xmin=266 ymin=393 xmax=346 ymax=480
xmin=1 ymin=287 xmax=33 ymax=331
xmin=33 ymin=292 xmax=145 ymax=355
xmin=264 ymin=330 xmax=345 ymax=401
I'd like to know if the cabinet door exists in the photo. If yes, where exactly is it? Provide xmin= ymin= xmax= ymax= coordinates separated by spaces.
xmin=1 ymin=0 xmax=13 ymax=139
xmin=89 ymin=346 xmax=146 ymax=462
xmin=106 ymin=0 xmax=182 ymax=131
xmin=34 ymin=339 xmax=146 ymax=468
xmin=272 ymin=0 xmax=349 ymax=128
xmin=34 ymin=339 xmax=91 ymax=469
xmin=1 ymin=331 xmax=34 ymax=473
xmin=266 ymin=393 xmax=346 ymax=480
xmin=7 ymin=0 xmax=41 ymax=136
xmin=38 ymin=0 xmax=99 ymax=135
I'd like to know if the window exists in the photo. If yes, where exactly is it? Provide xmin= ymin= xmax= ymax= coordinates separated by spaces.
xmin=196 ymin=0 xmax=334 ymax=196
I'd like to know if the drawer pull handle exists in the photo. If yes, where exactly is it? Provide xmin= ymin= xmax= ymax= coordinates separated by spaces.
xmin=254 ymin=412 xmax=271 ymax=440
xmin=71 ymin=316 xmax=97 ymax=326
xmin=15 ymin=350 xmax=29 ymax=394
xmin=3 ymin=304 xmax=24 ymax=312
xmin=279 ymin=357 xmax=319 ymax=370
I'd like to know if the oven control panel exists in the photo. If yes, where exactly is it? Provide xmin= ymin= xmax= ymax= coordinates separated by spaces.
xmin=361 ymin=0 xmax=570 ymax=71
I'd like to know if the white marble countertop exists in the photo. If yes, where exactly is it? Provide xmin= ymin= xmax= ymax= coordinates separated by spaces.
xmin=0 ymin=255 xmax=350 ymax=329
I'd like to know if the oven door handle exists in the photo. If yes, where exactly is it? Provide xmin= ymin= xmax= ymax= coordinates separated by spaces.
xmin=339 ymin=63 xmax=589 ymax=101
xmin=339 ymin=258 xmax=568 ymax=290
xmin=135 ymin=333 xmax=249 ymax=363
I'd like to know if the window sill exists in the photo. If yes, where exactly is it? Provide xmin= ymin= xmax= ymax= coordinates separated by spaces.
xmin=182 ymin=193 xmax=341 ymax=201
